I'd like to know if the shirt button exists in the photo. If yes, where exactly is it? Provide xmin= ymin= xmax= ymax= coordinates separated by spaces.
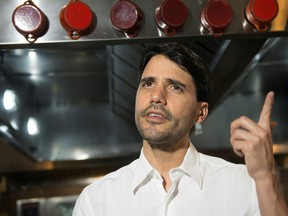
xmin=153 ymin=172 xmax=161 ymax=179
xmin=171 ymin=170 xmax=181 ymax=178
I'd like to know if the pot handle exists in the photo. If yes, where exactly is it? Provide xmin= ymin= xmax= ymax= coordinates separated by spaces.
xmin=163 ymin=26 xmax=176 ymax=36
xmin=125 ymin=31 xmax=138 ymax=38
xmin=211 ymin=30 xmax=224 ymax=37
xmin=26 ymin=35 xmax=38 ymax=43
xmin=255 ymin=24 xmax=268 ymax=32
xmin=68 ymin=31 xmax=81 ymax=40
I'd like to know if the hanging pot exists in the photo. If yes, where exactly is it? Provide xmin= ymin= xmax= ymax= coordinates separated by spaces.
xmin=200 ymin=0 xmax=233 ymax=37
xmin=110 ymin=0 xmax=143 ymax=38
xmin=245 ymin=0 xmax=278 ymax=31
xmin=59 ymin=0 xmax=94 ymax=40
xmin=155 ymin=0 xmax=189 ymax=36
xmin=12 ymin=0 xmax=48 ymax=43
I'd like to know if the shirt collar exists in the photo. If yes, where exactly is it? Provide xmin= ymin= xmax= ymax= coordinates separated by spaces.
xmin=131 ymin=142 xmax=203 ymax=194
xmin=132 ymin=148 xmax=154 ymax=194
xmin=179 ymin=142 xmax=203 ymax=189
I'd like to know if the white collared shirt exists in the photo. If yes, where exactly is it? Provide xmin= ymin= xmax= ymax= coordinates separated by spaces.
xmin=73 ymin=143 xmax=260 ymax=216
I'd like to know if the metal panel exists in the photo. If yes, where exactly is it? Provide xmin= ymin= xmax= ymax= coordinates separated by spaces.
xmin=0 ymin=0 xmax=287 ymax=47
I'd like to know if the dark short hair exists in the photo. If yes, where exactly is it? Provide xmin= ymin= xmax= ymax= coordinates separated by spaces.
xmin=138 ymin=42 xmax=213 ymax=103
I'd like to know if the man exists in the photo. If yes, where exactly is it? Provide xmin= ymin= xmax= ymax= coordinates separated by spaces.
xmin=73 ymin=43 xmax=288 ymax=215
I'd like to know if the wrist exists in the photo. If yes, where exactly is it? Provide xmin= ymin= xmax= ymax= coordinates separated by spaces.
xmin=254 ymin=171 xmax=288 ymax=216
xmin=255 ymin=171 xmax=279 ymax=196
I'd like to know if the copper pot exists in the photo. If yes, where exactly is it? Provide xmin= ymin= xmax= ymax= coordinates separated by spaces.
xmin=155 ymin=0 xmax=189 ymax=36
xmin=110 ymin=0 xmax=143 ymax=38
xmin=245 ymin=0 xmax=278 ymax=31
xmin=12 ymin=0 xmax=48 ymax=43
xmin=59 ymin=0 xmax=94 ymax=40
xmin=200 ymin=0 xmax=233 ymax=37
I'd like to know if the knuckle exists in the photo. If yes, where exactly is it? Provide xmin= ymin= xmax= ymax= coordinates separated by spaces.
xmin=258 ymin=128 xmax=269 ymax=140
xmin=239 ymin=115 xmax=248 ymax=122
xmin=254 ymin=136 xmax=262 ymax=144
xmin=247 ymin=141 xmax=258 ymax=152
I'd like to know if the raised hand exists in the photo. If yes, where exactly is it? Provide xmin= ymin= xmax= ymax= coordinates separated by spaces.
xmin=230 ymin=91 xmax=275 ymax=180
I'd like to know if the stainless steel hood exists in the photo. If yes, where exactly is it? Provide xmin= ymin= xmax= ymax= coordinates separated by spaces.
xmin=0 ymin=46 xmax=143 ymax=162
xmin=0 ymin=0 xmax=287 ymax=166
xmin=192 ymin=37 xmax=288 ymax=151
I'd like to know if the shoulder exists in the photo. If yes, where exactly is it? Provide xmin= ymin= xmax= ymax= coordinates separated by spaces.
xmin=198 ymin=153 xmax=259 ymax=213
xmin=74 ymin=159 xmax=140 ymax=213
xmin=199 ymin=153 xmax=251 ymax=181
xmin=85 ymin=158 xmax=139 ymax=193
xmin=200 ymin=152 xmax=247 ymax=170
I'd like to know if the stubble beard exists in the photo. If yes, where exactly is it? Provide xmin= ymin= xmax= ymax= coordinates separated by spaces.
xmin=135 ymin=108 xmax=191 ymax=152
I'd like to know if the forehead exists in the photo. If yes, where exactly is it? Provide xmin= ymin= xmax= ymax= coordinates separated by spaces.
xmin=142 ymin=54 xmax=193 ymax=83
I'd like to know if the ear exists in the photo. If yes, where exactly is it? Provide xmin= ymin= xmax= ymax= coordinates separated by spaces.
xmin=195 ymin=102 xmax=209 ymax=123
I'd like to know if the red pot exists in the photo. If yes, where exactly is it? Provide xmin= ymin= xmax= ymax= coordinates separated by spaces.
xmin=201 ymin=0 xmax=233 ymax=37
xmin=245 ymin=0 xmax=278 ymax=31
xmin=155 ymin=0 xmax=189 ymax=36
xmin=60 ymin=0 xmax=94 ymax=39
xmin=110 ymin=0 xmax=143 ymax=38
xmin=12 ymin=0 xmax=48 ymax=43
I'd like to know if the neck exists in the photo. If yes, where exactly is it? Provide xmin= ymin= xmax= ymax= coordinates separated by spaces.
xmin=143 ymin=138 xmax=190 ymax=190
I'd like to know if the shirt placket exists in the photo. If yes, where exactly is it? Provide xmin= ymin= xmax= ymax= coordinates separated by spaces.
xmin=164 ymin=170 xmax=184 ymax=216
xmin=151 ymin=170 xmax=184 ymax=216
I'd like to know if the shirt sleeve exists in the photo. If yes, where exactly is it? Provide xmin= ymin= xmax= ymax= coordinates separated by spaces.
xmin=251 ymin=209 xmax=261 ymax=216
xmin=72 ymin=188 xmax=100 ymax=216
xmin=249 ymin=177 xmax=261 ymax=216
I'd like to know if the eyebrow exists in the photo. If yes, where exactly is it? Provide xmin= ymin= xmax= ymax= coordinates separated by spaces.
xmin=166 ymin=78 xmax=187 ymax=89
xmin=140 ymin=76 xmax=154 ymax=84
xmin=140 ymin=76 xmax=187 ymax=89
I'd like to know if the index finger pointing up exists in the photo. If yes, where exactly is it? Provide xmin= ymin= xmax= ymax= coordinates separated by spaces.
xmin=258 ymin=91 xmax=274 ymax=130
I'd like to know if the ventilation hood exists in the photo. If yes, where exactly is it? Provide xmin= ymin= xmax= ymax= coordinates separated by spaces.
xmin=0 ymin=0 xmax=287 ymax=168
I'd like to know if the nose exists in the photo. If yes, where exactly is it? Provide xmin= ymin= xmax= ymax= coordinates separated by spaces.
xmin=150 ymin=85 xmax=167 ymax=105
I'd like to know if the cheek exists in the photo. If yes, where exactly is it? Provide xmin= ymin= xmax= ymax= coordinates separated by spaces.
xmin=135 ymin=92 xmax=145 ymax=112
xmin=176 ymin=109 xmax=192 ymax=122
xmin=172 ymin=101 xmax=198 ymax=120
xmin=134 ymin=101 xmax=140 ymax=116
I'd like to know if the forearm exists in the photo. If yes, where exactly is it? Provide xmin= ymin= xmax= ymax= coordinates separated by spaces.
xmin=255 ymin=172 xmax=288 ymax=216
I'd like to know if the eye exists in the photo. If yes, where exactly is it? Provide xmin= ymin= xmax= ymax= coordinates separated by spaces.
xmin=142 ymin=81 xmax=154 ymax=87
xmin=143 ymin=82 xmax=153 ymax=86
xmin=170 ymin=85 xmax=183 ymax=92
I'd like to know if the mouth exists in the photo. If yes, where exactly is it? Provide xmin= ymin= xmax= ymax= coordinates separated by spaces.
xmin=144 ymin=109 xmax=170 ymax=123
xmin=148 ymin=113 xmax=163 ymax=118
xmin=139 ymin=103 xmax=172 ymax=124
